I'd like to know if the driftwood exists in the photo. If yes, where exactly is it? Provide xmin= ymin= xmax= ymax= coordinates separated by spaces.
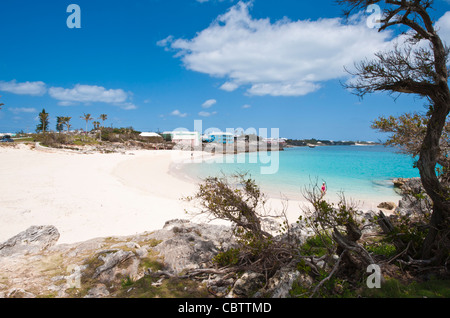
xmin=332 ymin=228 xmax=375 ymax=266
xmin=377 ymin=211 xmax=396 ymax=234
xmin=309 ymin=252 xmax=344 ymax=298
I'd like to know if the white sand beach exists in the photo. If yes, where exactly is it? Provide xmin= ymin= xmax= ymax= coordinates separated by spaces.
xmin=0 ymin=145 xmax=393 ymax=245
xmin=0 ymin=145 xmax=204 ymax=244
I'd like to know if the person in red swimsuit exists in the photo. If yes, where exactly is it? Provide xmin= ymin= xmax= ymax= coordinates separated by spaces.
xmin=321 ymin=182 xmax=327 ymax=196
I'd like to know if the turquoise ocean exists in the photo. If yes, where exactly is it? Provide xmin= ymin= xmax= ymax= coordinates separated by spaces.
xmin=178 ymin=145 xmax=420 ymax=206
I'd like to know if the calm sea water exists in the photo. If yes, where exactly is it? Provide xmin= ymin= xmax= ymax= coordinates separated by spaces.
xmin=179 ymin=145 xmax=420 ymax=204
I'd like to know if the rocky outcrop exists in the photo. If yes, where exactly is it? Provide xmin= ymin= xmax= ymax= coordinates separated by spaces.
xmin=393 ymin=177 xmax=431 ymax=216
xmin=0 ymin=220 xmax=239 ymax=298
xmin=149 ymin=219 xmax=236 ymax=274
xmin=0 ymin=211 xmax=387 ymax=299
xmin=0 ymin=225 xmax=60 ymax=257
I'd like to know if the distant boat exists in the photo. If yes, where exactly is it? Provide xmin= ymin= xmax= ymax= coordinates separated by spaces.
xmin=307 ymin=144 xmax=316 ymax=148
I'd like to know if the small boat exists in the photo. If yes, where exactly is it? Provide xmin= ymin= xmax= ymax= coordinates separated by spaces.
xmin=307 ymin=144 xmax=316 ymax=148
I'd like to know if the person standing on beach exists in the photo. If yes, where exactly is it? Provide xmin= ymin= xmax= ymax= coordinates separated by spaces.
xmin=321 ymin=182 xmax=327 ymax=197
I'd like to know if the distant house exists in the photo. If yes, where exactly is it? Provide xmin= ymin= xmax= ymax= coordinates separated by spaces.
xmin=139 ymin=132 xmax=164 ymax=143
xmin=161 ymin=131 xmax=201 ymax=147
xmin=204 ymin=132 xmax=235 ymax=144
xmin=263 ymin=137 xmax=287 ymax=145
xmin=139 ymin=132 xmax=162 ymax=138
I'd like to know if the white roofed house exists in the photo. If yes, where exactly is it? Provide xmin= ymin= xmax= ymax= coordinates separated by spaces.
xmin=139 ymin=132 xmax=162 ymax=138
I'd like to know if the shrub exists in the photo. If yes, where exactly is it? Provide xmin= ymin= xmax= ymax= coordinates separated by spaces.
xmin=213 ymin=248 xmax=241 ymax=267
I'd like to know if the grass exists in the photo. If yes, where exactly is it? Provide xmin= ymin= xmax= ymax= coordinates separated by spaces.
xmin=360 ymin=277 xmax=450 ymax=298
xmin=115 ymin=275 xmax=212 ymax=298
xmin=299 ymin=234 xmax=333 ymax=257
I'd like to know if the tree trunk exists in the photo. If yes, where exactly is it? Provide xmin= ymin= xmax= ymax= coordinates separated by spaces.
xmin=417 ymin=97 xmax=450 ymax=261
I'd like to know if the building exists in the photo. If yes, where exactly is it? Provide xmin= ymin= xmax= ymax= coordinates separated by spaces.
xmin=139 ymin=132 xmax=162 ymax=138
xmin=161 ymin=131 xmax=201 ymax=147
xmin=262 ymin=137 xmax=287 ymax=145
xmin=204 ymin=132 xmax=235 ymax=144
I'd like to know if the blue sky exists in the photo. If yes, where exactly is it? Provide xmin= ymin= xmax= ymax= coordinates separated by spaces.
xmin=0 ymin=0 xmax=449 ymax=141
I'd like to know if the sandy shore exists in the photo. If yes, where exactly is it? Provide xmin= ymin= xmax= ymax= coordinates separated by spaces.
xmin=0 ymin=145 xmax=206 ymax=244
xmin=0 ymin=144 xmax=394 ymax=245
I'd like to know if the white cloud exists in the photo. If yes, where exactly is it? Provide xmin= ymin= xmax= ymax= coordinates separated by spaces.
xmin=171 ymin=109 xmax=188 ymax=117
xmin=8 ymin=107 xmax=38 ymax=114
xmin=198 ymin=111 xmax=217 ymax=117
xmin=49 ymin=84 xmax=128 ymax=104
xmin=220 ymin=81 xmax=239 ymax=92
xmin=162 ymin=1 xmax=394 ymax=97
xmin=48 ymin=84 xmax=136 ymax=110
xmin=0 ymin=80 xmax=47 ymax=96
xmin=436 ymin=11 xmax=450 ymax=46
xmin=202 ymin=99 xmax=217 ymax=108
xmin=242 ymin=104 xmax=251 ymax=109
xmin=120 ymin=102 xmax=138 ymax=110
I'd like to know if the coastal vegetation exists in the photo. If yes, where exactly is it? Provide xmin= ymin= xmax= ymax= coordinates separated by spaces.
xmin=182 ymin=173 xmax=449 ymax=298
xmin=27 ymin=128 xmax=171 ymax=151
xmin=0 ymin=109 xmax=171 ymax=151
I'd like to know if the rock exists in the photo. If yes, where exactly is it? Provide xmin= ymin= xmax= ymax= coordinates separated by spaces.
xmin=393 ymin=178 xmax=432 ymax=216
xmin=262 ymin=267 xmax=312 ymax=298
xmin=149 ymin=220 xmax=236 ymax=274
xmin=93 ymin=249 xmax=140 ymax=283
xmin=0 ymin=226 xmax=60 ymax=257
xmin=377 ymin=202 xmax=396 ymax=210
xmin=393 ymin=178 xmax=408 ymax=188
xmin=84 ymin=284 xmax=110 ymax=298
xmin=229 ymin=271 xmax=265 ymax=298
xmin=5 ymin=288 xmax=36 ymax=298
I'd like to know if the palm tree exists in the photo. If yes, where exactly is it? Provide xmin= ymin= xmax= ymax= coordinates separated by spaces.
xmin=56 ymin=117 xmax=65 ymax=133
xmin=93 ymin=121 xmax=100 ymax=130
xmin=63 ymin=117 xmax=72 ymax=133
xmin=80 ymin=113 xmax=93 ymax=132
xmin=0 ymin=96 xmax=4 ymax=110
xmin=37 ymin=109 xmax=49 ymax=133
xmin=99 ymin=114 xmax=107 ymax=127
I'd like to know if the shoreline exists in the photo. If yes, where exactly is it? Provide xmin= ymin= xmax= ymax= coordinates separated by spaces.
xmin=169 ymin=152 xmax=403 ymax=212
xmin=0 ymin=145 xmax=400 ymax=246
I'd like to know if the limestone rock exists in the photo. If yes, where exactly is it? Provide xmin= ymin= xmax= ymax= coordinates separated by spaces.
xmin=262 ymin=268 xmax=306 ymax=298
xmin=5 ymin=288 xmax=36 ymax=298
xmin=93 ymin=249 xmax=140 ymax=283
xmin=0 ymin=225 xmax=60 ymax=257
xmin=149 ymin=219 xmax=236 ymax=274
xmin=84 ymin=284 xmax=110 ymax=298
xmin=229 ymin=271 xmax=265 ymax=298
xmin=377 ymin=202 xmax=396 ymax=210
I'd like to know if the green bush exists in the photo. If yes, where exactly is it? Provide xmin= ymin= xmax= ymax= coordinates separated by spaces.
xmin=213 ymin=248 xmax=241 ymax=267
xmin=33 ymin=132 xmax=74 ymax=147
xmin=299 ymin=234 xmax=333 ymax=257
xmin=364 ymin=241 xmax=397 ymax=258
